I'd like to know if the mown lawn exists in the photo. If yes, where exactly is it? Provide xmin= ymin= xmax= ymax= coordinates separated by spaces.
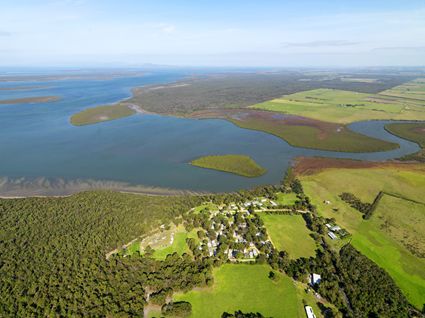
xmin=190 ymin=154 xmax=266 ymax=177
xmin=300 ymin=166 xmax=425 ymax=308
xmin=174 ymin=264 xmax=300 ymax=318
xmin=261 ymin=214 xmax=317 ymax=259
xmin=252 ymin=86 xmax=425 ymax=124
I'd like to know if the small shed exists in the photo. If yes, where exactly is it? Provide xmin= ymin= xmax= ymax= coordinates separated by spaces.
xmin=310 ymin=273 xmax=321 ymax=285
xmin=328 ymin=231 xmax=337 ymax=240
xmin=304 ymin=305 xmax=317 ymax=318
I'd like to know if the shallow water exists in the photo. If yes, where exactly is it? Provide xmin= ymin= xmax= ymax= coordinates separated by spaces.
xmin=0 ymin=70 xmax=420 ymax=192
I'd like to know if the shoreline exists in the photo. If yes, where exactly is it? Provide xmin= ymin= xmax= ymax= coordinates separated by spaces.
xmin=0 ymin=176 xmax=208 ymax=199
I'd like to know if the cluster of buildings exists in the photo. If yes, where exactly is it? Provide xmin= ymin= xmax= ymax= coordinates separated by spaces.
xmin=195 ymin=200 xmax=274 ymax=260
xmin=326 ymin=223 xmax=346 ymax=240
xmin=243 ymin=198 xmax=278 ymax=209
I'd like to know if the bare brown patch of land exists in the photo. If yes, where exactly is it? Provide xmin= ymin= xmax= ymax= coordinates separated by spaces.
xmin=0 ymin=96 xmax=60 ymax=105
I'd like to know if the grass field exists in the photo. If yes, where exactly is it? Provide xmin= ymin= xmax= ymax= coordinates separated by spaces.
xmin=381 ymin=78 xmax=425 ymax=100
xmin=252 ymin=87 xmax=425 ymax=124
xmin=371 ymin=194 xmax=425 ymax=258
xmin=299 ymin=165 xmax=425 ymax=308
xmin=174 ymin=264 xmax=304 ymax=318
xmin=70 ymin=103 xmax=136 ymax=126
xmin=261 ymin=214 xmax=317 ymax=259
xmin=190 ymin=154 xmax=266 ymax=177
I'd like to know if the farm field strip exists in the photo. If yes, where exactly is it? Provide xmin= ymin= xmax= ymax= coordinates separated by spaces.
xmin=252 ymin=85 xmax=425 ymax=124
xmin=299 ymin=164 xmax=425 ymax=308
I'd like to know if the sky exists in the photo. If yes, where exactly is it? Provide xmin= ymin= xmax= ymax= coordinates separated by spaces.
xmin=0 ymin=0 xmax=425 ymax=67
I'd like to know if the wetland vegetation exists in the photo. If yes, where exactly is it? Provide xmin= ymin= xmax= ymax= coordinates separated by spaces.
xmin=0 ymin=95 xmax=59 ymax=105
xmin=190 ymin=154 xmax=266 ymax=177
xmin=70 ymin=103 xmax=137 ymax=126
xmin=385 ymin=122 xmax=425 ymax=162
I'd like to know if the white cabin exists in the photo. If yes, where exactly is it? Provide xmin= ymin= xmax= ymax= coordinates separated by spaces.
xmin=305 ymin=306 xmax=316 ymax=318
xmin=310 ymin=273 xmax=321 ymax=285
xmin=328 ymin=231 xmax=337 ymax=240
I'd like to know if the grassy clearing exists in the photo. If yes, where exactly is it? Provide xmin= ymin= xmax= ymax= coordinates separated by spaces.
xmin=123 ymin=225 xmax=198 ymax=259
xmin=124 ymin=240 xmax=141 ymax=256
xmin=190 ymin=154 xmax=266 ymax=177
xmin=261 ymin=214 xmax=317 ymax=259
xmin=70 ymin=103 xmax=135 ymax=126
xmin=192 ymin=202 xmax=219 ymax=214
xmin=252 ymin=87 xmax=425 ymax=124
xmin=299 ymin=166 xmax=425 ymax=308
xmin=174 ymin=264 xmax=300 ymax=318
xmin=153 ymin=228 xmax=198 ymax=260
xmin=275 ymin=192 xmax=299 ymax=205
xmin=230 ymin=114 xmax=398 ymax=152
xmin=381 ymin=78 xmax=425 ymax=100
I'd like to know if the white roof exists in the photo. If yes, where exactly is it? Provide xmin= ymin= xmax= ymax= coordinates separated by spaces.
xmin=305 ymin=306 xmax=316 ymax=318
xmin=311 ymin=273 xmax=321 ymax=285
xmin=328 ymin=232 xmax=337 ymax=240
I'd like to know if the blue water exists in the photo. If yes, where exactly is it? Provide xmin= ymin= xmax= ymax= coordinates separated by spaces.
xmin=0 ymin=70 xmax=420 ymax=192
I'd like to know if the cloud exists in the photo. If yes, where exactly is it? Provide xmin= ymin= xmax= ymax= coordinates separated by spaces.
xmin=281 ymin=40 xmax=360 ymax=48
xmin=372 ymin=46 xmax=425 ymax=52
xmin=154 ymin=23 xmax=176 ymax=34
xmin=51 ymin=0 xmax=86 ymax=6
